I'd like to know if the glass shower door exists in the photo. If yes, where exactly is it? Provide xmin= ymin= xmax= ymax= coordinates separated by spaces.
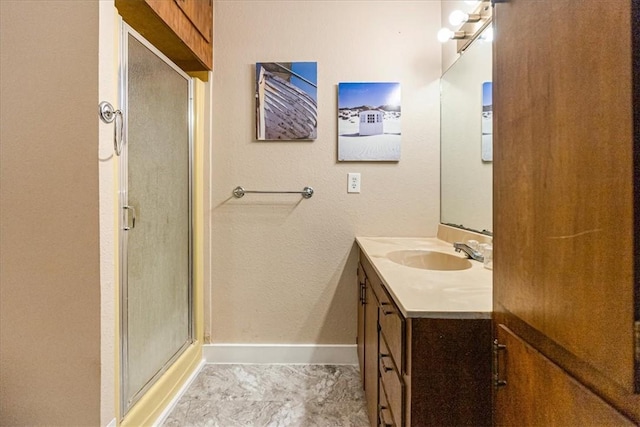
xmin=120 ymin=26 xmax=193 ymax=415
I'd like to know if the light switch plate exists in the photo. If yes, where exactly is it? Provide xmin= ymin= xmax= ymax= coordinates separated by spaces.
xmin=348 ymin=173 xmax=361 ymax=193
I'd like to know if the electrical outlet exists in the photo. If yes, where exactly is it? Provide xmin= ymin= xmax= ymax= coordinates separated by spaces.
xmin=348 ymin=173 xmax=361 ymax=193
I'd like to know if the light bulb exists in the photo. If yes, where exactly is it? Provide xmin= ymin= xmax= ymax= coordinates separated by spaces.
xmin=449 ymin=10 xmax=469 ymax=26
xmin=437 ymin=28 xmax=454 ymax=43
xmin=480 ymin=27 xmax=494 ymax=42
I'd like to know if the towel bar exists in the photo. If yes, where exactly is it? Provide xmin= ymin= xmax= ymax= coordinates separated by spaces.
xmin=232 ymin=186 xmax=314 ymax=199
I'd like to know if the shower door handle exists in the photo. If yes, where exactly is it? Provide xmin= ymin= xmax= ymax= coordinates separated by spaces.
xmin=123 ymin=205 xmax=136 ymax=231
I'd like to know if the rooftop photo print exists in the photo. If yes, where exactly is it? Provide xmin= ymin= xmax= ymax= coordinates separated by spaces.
xmin=338 ymin=82 xmax=401 ymax=161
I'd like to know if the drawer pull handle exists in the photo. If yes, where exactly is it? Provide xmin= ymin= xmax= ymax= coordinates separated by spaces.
xmin=379 ymin=405 xmax=394 ymax=426
xmin=493 ymin=339 xmax=507 ymax=388
xmin=380 ymin=353 xmax=394 ymax=372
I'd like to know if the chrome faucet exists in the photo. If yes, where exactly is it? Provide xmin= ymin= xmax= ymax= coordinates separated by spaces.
xmin=453 ymin=242 xmax=484 ymax=262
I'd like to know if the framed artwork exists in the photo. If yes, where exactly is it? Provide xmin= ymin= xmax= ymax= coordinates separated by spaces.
xmin=255 ymin=62 xmax=318 ymax=140
xmin=481 ymin=81 xmax=493 ymax=162
xmin=338 ymin=82 xmax=401 ymax=161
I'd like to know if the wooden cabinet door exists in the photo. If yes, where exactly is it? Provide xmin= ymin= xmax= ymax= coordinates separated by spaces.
xmin=357 ymin=264 xmax=366 ymax=384
xmin=364 ymin=279 xmax=379 ymax=427
xmin=493 ymin=0 xmax=637 ymax=393
xmin=495 ymin=325 xmax=635 ymax=426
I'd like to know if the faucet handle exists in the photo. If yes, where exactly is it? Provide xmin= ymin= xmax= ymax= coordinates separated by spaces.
xmin=452 ymin=241 xmax=484 ymax=262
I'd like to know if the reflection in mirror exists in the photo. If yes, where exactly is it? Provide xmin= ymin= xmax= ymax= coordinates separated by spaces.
xmin=440 ymin=26 xmax=493 ymax=234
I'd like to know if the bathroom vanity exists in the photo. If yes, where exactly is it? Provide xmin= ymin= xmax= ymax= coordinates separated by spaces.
xmin=356 ymin=236 xmax=493 ymax=426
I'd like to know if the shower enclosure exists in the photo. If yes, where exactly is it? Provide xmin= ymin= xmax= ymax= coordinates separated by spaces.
xmin=119 ymin=24 xmax=193 ymax=416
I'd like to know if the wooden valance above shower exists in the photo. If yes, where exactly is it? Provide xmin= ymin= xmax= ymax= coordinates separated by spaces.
xmin=115 ymin=0 xmax=213 ymax=77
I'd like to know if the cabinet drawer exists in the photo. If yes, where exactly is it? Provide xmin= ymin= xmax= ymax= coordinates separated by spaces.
xmin=378 ymin=379 xmax=396 ymax=427
xmin=379 ymin=335 xmax=398 ymax=375
xmin=379 ymin=340 xmax=403 ymax=427
xmin=379 ymin=298 xmax=404 ymax=372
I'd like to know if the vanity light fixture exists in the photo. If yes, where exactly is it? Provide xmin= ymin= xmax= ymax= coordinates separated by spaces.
xmin=438 ymin=0 xmax=492 ymax=51
xmin=479 ymin=26 xmax=494 ymax=42
xmin=449 ymin=10 xmax=481 ymax=26
xmin=437 ymin=28 xmax=468 ymax=43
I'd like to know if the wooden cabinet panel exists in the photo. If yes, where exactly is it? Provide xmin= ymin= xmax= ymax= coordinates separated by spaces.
xmin=362 ymin=255 xmax=386 ymax=304
xmin=379 ymin=382 xmax=396 ymax=427
xmin=408 ymin=318 xmax=492 ymax=427
xmin=379 ymin=301 xmax=403 ymax=374
xmin=364 ymin=279 xmax=380 ymax=427
xmin=379 ymin=337 xmax=403 ymax=426
xmin=360 ymin=254 xmax=382 ymax=426
xmin=495 ymin=325 xmax=635 ymax=426
xmin=116 ymin=0 xmax=213 ymax=72
xmin=174 ymin=0 xmax=212 ymax=43
xmin=493 ymin=0 xmax=636 ymax=393
xmin=357 ymin=263 xmax=366 ymax=385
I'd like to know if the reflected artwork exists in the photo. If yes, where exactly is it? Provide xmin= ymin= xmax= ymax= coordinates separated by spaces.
xmin=481 ymin=81 xmax=493 ymax=162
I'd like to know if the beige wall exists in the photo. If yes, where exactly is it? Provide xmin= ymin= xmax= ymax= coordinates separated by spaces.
xmin=98 ymin=2 xmax=118 ymax=425
xmin=441 ymin=0 xmax=468 ymax=73
xmin=0 ymin=1 xmax=102 ymax=425
xmin=209 ymin=1 xmax=442 ymax=344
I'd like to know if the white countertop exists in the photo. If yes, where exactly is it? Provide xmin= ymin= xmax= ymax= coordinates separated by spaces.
xmin=356 ymin=237 xmax=493 ymax=319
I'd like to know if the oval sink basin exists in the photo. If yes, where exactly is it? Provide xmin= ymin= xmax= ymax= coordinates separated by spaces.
xmin=386 ymin=250 xmax=472 ymax=271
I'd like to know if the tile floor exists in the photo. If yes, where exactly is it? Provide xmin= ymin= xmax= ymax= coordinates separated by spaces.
xmin=161 ymin=364 xmax=371 ymax=427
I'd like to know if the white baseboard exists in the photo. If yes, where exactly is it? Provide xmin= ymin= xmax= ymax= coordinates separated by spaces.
xmin=204 ymin=343 xmax=358 ymax=365
xmin=152 ymin=359 xmax=206 ymax=427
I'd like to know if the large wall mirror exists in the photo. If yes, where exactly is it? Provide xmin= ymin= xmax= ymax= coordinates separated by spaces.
xmin=440 ymin=27 xmax=493 ymax=234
